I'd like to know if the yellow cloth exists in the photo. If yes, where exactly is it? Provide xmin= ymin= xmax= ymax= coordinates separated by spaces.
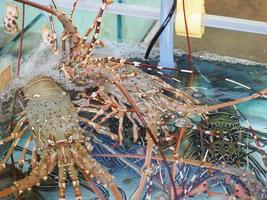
xmin=175 ymin=0 xmax=205 ymax=38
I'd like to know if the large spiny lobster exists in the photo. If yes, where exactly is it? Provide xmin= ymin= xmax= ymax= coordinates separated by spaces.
xmin=1 ymin=0 xmax=267 ymax=199
xmin=0 ymin=76 xmax=123 ymax=200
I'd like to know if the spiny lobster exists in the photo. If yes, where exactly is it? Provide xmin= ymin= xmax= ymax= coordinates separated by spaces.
xmin=176 ymin=109 xmax=267 ymax=199
xmin=0 ymin=76 xmax=123 ymax=200
xmin=1 ymin=0 xmax=267 ymax=199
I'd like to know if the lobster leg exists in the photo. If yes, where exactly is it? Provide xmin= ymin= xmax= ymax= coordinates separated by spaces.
xmin=79 ymin=116 xmax=119 ymax=141
xmin=81 ymin=171 xmax=107 ymax=200
xmin=99 ymin=109 xmax=119 ymax=123
xmin=71 ymin=144 xmax=123 ymax=200
xmin=186 ymin=180 xmax=209 ymax=196
xmin=125 ymin=112 xmax=139 ymax=143
xmin=0 ymin=126 xmax=28 ymax=170
xmin=0 ymin=148 xmax=56 ymax=197
xmin=60 ymin=61 xmax=75 ymax=80
xmin=83 ymin=0 xmax=111 ymax=41
xmin=0 ymin=133 xmax=18 ymax=144
xmin=61 ymin=147 xmax=82 ymax=200
xmin=31 ymin=144 xmax=38 ymax=169
xmin=78 ymin=92 xmax=140 ymax=143
xmin=61 ymin=31 xmax=67 ymax=55
xmin=79 ymin=92 xmax=101 ymax=101
xmin=118 ymin=111 xmax=125 ymax=144
xmin=151 ymin=77 xmax=199 ymax=105
xmin=70 ymin=0 xmax=78 ymax=19
xmin=18 ymin=134 xmax=33 ymax=168
xmin=68 ymin=164 xmax=82 ymax=200
xmin=78 ymin=90 xmax=139 ymax=144
xmin=83 ymin=22 xmax=96 ymax=42
xmin=0 ymin=116 xmax=27 ymax=145
xmin=133 ymin=136 xmax=154 ymax=200
xmin=58 ymin=158 xmax=67 ymax=199
xmin=48 ymin=6 xmax=58 ymax=54
xmin=77 ymin=94 xmax=120 ymax=114
xmin=170 ymin=128 xmax=186 ymax=200
xmin=84 ymin=1 xmax=112 ymax=57
xmin=95 ymin=39 xmax=105 ymax=48
xmin=78 ymin=106 xmax=102 ymax=115
xmin=90 ymin=104 xmax=110 ymax=122
xmin=69 ymin=34 xmax=75 ymax=55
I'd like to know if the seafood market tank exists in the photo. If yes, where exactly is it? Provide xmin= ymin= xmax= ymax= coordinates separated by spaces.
xmin=0 ymin=0 xmax=267 ymax=200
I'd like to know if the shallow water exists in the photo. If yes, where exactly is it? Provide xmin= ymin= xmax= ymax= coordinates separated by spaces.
xmin=0 ymin=34 xmax=267 ymax=200
xmin=0 ymin=1 xmax=267 ymax=199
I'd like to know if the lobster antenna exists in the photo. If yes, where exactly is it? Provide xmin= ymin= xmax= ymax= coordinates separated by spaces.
xmin=16 ymin=3 xmax=25 ymax=77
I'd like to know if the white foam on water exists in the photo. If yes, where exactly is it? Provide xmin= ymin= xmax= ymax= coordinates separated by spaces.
xmin=18 ymin=43 xmax=61 ymax=81
xmin=0 ymin=43 xmax=82 ymax=101
xmin=0 ymin=55 xmax=16 ymax=70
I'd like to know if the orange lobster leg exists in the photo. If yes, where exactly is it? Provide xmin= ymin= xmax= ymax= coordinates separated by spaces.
xmin=79 ymin=116 xmax=119 ymax=141
xmin=68 ymin=164 xmax=82 ymax=200
xmin=0 ymin=148 xmax=56 ymax=197
xmin=30 ymin=144 xmax=38 ymax=169
xmin=18 ymin=134 xmax=33 ymax=168
xmin=70 ymin=0 xmax=79 ymax=19
xmin=71 ymin=144 xmax=123 ymax=200
xmin=133 ymin=136 xmax=154 ymax=200
xmin=48 ymin=6 xmax=58 ymax=54
xmin=58 ymin=159 xmax=67 ymax=199
xmin=0 ymin=125 xmax=28 ymax=170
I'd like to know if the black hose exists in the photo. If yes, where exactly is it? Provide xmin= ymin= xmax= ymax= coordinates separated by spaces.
xmin=51 ymin=0 xmax=58 ymax=9
xmin=144 ymin=0 xmax=177 ymax=59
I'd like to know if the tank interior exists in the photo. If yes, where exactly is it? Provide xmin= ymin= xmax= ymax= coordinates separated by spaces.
xmin=0 ymin=0 xmax=267 ymax=200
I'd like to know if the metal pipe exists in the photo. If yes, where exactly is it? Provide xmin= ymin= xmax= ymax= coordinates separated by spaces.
xmin=34 ymin=0 xmax=267 ymax=35
xmin=159 ymin=0 xmax=175 ymax=68
xmin=204 ymin=14 xmax=267 ymax=35
xmin=117 ymin=0 xmax=124 ymax=42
